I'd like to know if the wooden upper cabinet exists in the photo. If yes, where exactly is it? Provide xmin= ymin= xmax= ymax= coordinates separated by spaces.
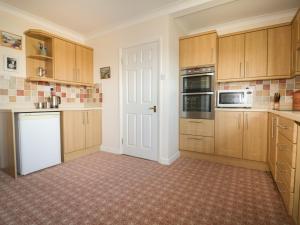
xmin=218 ymin=34 xmax=245 ymax=80
xmin=180 ymin=32 xmax=217 ymax=68
xmin=245 ymin=30 xmax=268 ymax=78
xmin=54 ymin=38 xmax=76 ymax=82
xmin=62 ymin=110 xmax=86 ymax=154
xmin=76 ymin=45 xmax=94 ymax=84
xmin=268 ymin=25 xmax=291 ymax=77
xmin=215 ymin=111 xmax=243 ymax=158
xmin=85 ymin=110 xmax=102 ymax=148
xmin=292 ymin=11 xmax=300 ymax=76
xmin=243 ymin=112 xmax=268 ymax=162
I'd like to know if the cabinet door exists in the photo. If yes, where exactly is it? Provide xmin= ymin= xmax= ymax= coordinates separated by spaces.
xmin=243 ymin=112 xmax=268 ymax=162
xmin=215 ymin=111 xmax=243 ymax=158
xmin=180 ymin=33 xmax=216 ymax=68
xmin=62 ymin=111 xmax=86 ymax=154
xmin=245 ymin=30 xmax=268 ymax=78
xmin=218 ymin=34 xmax=245 ymax=80
xmin=292 ymin=12 xmax=300 ymax=75
xmin=268 ymin=25 xmax=291 ymax=77
xmin=268 ymin=113 xmax=278 ymax=178
xmin=76 ymin=45 xmax=93 ymax=84
xmin=54 ymin=38 xmax=76 ymax=82
xmin=85 ymin=110 xmax=101 ymax=148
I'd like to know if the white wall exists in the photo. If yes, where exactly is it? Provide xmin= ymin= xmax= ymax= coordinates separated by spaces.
xmin=87 ymin=16 xmax=182 ymax=164
xmin=0 ymin=8 xmax=84 ymax=78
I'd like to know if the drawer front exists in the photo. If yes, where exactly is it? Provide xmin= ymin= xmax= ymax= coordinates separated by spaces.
xmin=277 ymin=162 xmax=295 ymax=193
xmin=180 ymin=134 xmax=214 ymax=154
xmin=180 ymin=119 xmax=214 ymax=137
xmin=277 ymin=180 xmax=294 ymax=215
xmin=277 ymin=133 xmax=297 ymax=168
xmin=278 ymin=117 xmax=297 ymax=143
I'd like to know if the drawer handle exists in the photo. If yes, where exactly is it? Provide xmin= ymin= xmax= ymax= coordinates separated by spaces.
xmin=189 ymin=121 xmax=203 ymax=124
xmin=278 ymin=124 xmax=288 ymax=129
xmin=277 ymin=144 xmax=288 ymax=150
xmin=188 ymin=137 xmax=203 ymax=141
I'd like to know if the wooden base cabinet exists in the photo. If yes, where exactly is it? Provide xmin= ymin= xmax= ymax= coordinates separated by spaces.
xmin=61 ymin=110 xmax=102 ymax=161
xmin=179 ymin=118 xmax=214 ymax=154
xmin=215 ymin=111 xmax=243 ymax=158
xmin=243 ymin=112 xmax=268 ymax=162
xmin=268 ymin=113 xmax=278 ymax=178
xmin=215 ymin=111 xmax=267 ymax=162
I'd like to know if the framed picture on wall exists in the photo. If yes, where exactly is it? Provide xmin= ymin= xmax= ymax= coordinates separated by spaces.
xmin=100 ymin=67 xmax=111 ymax=79
xmin=3 ymin=55 xmax=19 ymax=72
xmin=0 ymin=31 xmax=22 ymax=50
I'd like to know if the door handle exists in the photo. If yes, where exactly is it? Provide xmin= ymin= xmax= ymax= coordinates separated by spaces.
xmin=149 ymin=106 xmax=157 ymax=112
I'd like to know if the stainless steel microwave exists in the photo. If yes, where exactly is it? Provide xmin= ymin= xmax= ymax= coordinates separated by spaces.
xmin=217 ymin=89 xmax=253 ymax=108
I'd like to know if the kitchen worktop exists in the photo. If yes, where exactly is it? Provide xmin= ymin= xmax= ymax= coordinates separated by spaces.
xmin=0 ymin=106 xmax=102 ymax=113
xmin=215 ymin=107 xmax=300 ymax=123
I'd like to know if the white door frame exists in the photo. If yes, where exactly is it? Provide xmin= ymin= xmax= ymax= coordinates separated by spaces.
xmin=119 ymin=39 xmax=161 ymax=161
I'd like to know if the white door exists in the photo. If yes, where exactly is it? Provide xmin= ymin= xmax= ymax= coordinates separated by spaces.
xmin=122 ymin=41 xmax=159 ymax=161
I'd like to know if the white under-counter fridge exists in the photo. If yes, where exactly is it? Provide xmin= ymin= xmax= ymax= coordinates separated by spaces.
xmin=15 ymin=112 xmax=61 ymax=175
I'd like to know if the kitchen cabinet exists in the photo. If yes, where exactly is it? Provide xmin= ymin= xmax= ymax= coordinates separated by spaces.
xmin=179 ymin=118 xmax=215 ymax=154
xmin=218 ymin=34 xmax=245 ymax=80
xmin=245 ymin=30 xmax=268 ymax=78
xmin=76 ymin=45 xmax=93 ymax=84
xmin=292 ymin=10 xmax=300 ymax=76
xmin=85 ymin=110 xmax=102 ymax=148
xmin=54 ymin=38 xmax=76 ymax=82
xmin=61 ymin=110 xmax=86 ymax=154
xmin=179 ymin=32 xmax=217 ymax=69
xmin=268 ymin=113 xmax=278 ymax=178
xmin=25 ymin=29 xmax=94 ymax=86
xmin=61 ymin=110 xmax=102 ymax=161
xmin=268 ymin=25 xmax=291 ymax=77
xmin=215 ymin=111 xmax=267 ymax=162
xmin=243 ymin=112 xmax=268 ymax=162
xmin=215 ymin=111 xmax=243 ymax=158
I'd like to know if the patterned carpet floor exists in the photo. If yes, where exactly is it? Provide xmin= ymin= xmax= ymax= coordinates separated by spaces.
xmin=0 ymin=152 xmax=293 ymax=225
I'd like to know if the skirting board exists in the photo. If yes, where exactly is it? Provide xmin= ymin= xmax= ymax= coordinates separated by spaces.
xmin=159 ymin=151 xmax=180 ymax=165
xmin=100 ymin=145 xmax=121 ymax=154
xmin=180 ymin=150 xmax=269 ymax=171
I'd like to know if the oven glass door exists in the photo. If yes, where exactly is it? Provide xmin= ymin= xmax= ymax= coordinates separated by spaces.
xmin=181 ymin=75 xmax=212 ymax=93
xmin=219 ymin=92 xmax=244 ymax=104
xmin=181 ymin=93 xmax=214 ymax=119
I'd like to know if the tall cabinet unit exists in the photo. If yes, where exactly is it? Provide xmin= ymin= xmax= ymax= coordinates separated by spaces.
xmin=292 ymin=10 xmax=300 ymax=76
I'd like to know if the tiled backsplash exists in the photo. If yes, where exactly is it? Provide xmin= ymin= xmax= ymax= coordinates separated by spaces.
xmin=0 ymin=75 xmax=102 ymax=107
xmin=217 ymin=76 xmax=300 ymax=109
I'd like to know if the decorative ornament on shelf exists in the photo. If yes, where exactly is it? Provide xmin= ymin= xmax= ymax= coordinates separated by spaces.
xmin=38 ymin=42 xmax=47 ymax=56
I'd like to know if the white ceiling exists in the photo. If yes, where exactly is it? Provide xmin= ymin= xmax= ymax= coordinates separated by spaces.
xmin=175 ymin=0 xmax=300 ymax=33
xmin=0 ymin=0 xmax=181 ymax=36
xmin=0 ymin=0 xmax=299 ymax=39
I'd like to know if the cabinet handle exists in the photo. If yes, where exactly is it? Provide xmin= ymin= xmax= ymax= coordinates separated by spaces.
xmin=87 ymin=112 xmax=89 ymax=124
xmin=278 ymin=124 xmax=288 ymax=129
xmin=73 ymin=68 xmax=77 ymax=81
xmin=82 ymin=112 xmax=85 ymax=124
xmin=238 ymin=114 xmax=241 ymax=129
xmin=245 ymin=61 xmax=249 ymax=76
xmin=188 ymin=137 xmax=203 ymax=141
xmin=245 ymin=113 xmax=248 ymax=130
xmin=271 ymin=118 xmax=274 ymax=138
xmin=189 ymin=121 xmax=202 ymax=124
xmin=211 ymin=48 xmax=214 ymax=62
xmin=77 ymin=69 xmax=80 ymax=81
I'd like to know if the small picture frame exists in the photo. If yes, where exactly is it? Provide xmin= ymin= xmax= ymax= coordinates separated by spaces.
xmin=100 ymin=67 xmax=111 ymax=79
xmin=4 ymin=55 xmax=19 ymax=72
xmin=0 ymin=31 xmax=22 ymax=50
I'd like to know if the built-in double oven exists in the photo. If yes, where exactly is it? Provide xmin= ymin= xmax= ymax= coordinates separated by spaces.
xmin=180 ymin=66 xmax=215 ymax=119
